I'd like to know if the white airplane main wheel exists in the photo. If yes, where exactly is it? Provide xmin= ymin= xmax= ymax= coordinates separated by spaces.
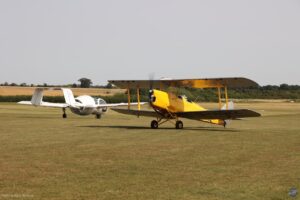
xmin=63 ymin=113 xmax=67 ymax=118
xmin=175 ymin=120 xmax=183 ymax=129
xmin=96 ymin=114 xmax=101 ymax=119
xmin=151 ymin=120 xmax=159 ymax=129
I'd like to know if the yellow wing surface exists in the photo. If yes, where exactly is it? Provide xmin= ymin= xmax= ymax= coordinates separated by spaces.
xmin=108 ymin=77 xmax=259 ymax=89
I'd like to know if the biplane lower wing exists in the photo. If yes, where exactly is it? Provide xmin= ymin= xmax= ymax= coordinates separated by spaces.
xmin=176 ymin=109 xmax=261 ymax=120
xmin=112 ymin=108 xmax=261 ymax=120
xmin=112 ymin=108 xmax=159 ymax=117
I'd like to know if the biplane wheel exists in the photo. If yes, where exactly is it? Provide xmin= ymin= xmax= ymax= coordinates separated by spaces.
xmin=63 ymin=113 xmax=67 ymax=118
xmin=223 ymin=120 xmax=227 ymax=128
xmin=175 ymin=120 xmax=183 ymax=129
xmin=96 ymin=114 xmax=101 ymax=119
xmin=151 ymin=120 xmax=159 ymax=129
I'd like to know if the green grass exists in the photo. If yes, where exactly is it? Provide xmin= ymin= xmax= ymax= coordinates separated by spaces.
xmin=0 ymin=102 xmax=300 ymax=200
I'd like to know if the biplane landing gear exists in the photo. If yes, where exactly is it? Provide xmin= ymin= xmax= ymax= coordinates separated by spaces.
xmin=62 ymin=108 xmax=67 ymax=118
xmin=175 ymin=120 xmax=183 ymax=129
xmin=151 ymin=120 xmax=159 ymax=129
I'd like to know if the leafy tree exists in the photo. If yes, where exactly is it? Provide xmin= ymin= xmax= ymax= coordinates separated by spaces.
xmin=279 ymin=84 xmax=289 ymax=90
xmin=105 ymin=83 xmax=113 ymax=89
xmin=78 ymin=78 xmax=92 ymax=88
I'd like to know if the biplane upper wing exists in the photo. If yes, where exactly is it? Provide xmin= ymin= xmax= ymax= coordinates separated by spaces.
xmin=176 ymin=109 xmax=261 ymax=120
xmin=108 ymin=77 xmax=259 ymax=89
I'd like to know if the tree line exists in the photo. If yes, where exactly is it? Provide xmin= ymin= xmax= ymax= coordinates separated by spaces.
xmin=0 ymin=78 xmax=113 ymax=89
xmin=1 ymin=78 xmax=300 ymax=102
xmin=1 ymin=85 xmax=300 ymax=103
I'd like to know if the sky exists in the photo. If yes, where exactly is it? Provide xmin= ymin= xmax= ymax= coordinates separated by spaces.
xmin=0 ymin=0 xmax=299 ymax=86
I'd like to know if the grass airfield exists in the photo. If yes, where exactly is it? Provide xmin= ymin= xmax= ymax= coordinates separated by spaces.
xmin=0 ymin=102 xmax=300 ymax=200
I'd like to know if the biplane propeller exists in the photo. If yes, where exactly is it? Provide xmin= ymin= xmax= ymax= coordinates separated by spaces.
xmin=109 ymin=77 xmax=261 ymax=129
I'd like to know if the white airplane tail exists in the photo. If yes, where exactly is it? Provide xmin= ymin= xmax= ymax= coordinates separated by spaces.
xmin=18 ymin=88 xmax=69 ymax=108
xmin=62 ymin=88 xmax=76 ymax=106
xmin=31 ymin=88 xmax=44 ymax=106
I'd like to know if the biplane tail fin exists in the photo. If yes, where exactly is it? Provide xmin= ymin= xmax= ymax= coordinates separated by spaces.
xmin=221 ymin=101 xmax=234 ymax=110
xmin=222 ymin=101 xmax=234 ymax=127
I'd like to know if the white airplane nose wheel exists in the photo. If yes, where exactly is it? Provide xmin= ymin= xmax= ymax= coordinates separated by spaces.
xmin=151 ymin=120 xmax=159 ymax=129
xmin=175 ymin=120 xmax=183 ymax=129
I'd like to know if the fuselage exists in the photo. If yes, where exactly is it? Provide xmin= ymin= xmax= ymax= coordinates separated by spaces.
xmin=149 ymin=89 xmax=225 ymax=126
xmin=149 ymin=89 xmax=205 ymax=112
xmin=70 ymin=95 xmax=107 ymax=116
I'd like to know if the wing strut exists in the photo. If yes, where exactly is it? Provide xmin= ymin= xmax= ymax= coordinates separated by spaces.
xmin=217 ymin=87 xmax=222 ymax=110
xmin=217 ymin=86 xmax=229 ymax=110
xmin=137 ymin=87 xmax=141 ymax=111
xmin=127 ymin=83 xmax=131 ymax=110
xmin=225 ymin=86 xmax=229 ymax=110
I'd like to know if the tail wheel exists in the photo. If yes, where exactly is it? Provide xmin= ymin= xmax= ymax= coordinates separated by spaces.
xmin=175 ymin=120 xmax=183 ymax=129
xmin=151 ymin=120 xmax=159 ymax=129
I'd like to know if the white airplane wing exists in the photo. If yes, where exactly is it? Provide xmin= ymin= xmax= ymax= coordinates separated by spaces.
xmin=18 ymin=101 xmax=68 ymax=108
xmin=18 ymin=88 xmax=68 ymax=108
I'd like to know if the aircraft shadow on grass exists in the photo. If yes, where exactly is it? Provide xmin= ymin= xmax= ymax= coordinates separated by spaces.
xmin=78 ymin=125 xmax=240 ymax=132
xmin=16 ymin=116 xmax=239 ymax=132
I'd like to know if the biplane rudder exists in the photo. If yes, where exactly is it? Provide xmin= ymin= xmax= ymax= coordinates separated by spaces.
xmin=222 ymin=101 xmax=234 ymax=127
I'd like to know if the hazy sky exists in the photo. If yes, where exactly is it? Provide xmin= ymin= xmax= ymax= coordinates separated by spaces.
xmin=0 ymin=0 xmax=299 ymax=86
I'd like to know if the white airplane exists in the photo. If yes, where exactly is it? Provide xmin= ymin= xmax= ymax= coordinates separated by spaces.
xmin=18 ymin=88 xmax=145 ymax=119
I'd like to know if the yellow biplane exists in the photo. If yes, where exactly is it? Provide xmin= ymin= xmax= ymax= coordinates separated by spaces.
xmin=108 ymin=77 xmax=261 ymax=129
